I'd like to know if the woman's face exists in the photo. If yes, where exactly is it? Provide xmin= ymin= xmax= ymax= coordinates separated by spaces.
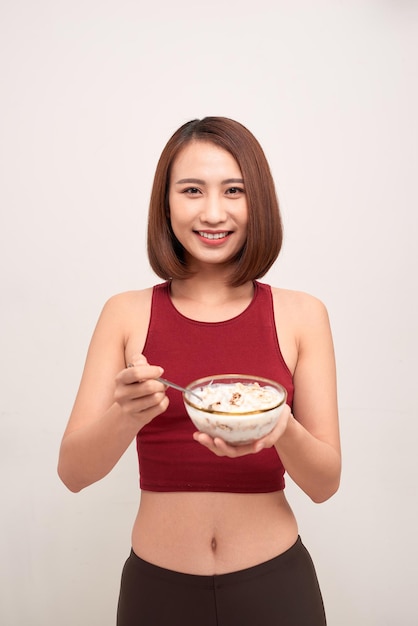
xmin=168 ymin=141 xmax=248 ymax=270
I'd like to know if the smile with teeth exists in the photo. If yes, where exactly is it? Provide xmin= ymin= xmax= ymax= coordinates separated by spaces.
xmin=197 ymin=231 xmax=230 ymax=240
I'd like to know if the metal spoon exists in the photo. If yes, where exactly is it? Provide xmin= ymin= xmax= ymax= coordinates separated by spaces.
xmin=126 ymin=364 xmax=203 ymax=404
xmin=157 ymin=377 xmax=203 ymax=404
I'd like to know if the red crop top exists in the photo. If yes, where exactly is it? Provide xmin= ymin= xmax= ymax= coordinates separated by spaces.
xmin=138 ymin=281 xmax=294 ymax=493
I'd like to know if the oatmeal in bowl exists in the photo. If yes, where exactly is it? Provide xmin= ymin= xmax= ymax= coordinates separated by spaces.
xmin=183 ymin=374 xmax=287 ymax=445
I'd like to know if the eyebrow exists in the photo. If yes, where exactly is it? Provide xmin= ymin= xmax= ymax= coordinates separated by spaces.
xmin=174 ymin=178 xmax=244 ymax=185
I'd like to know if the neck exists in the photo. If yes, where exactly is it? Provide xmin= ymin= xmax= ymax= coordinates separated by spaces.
xmin=169 ymin=277 xmax=255 ymax=322
xmin=170 ymin=276 xmax=254 ymax=305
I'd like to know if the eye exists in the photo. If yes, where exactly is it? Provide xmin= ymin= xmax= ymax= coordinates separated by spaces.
xmin=183 ymin=187 xmax=201 ymax=195
xmin=226 ymin=187 xmax=245 ymax=195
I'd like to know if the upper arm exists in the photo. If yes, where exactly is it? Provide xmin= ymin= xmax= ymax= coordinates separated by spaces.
xmin=292 ymin=294 xmax=340 ymax=454
xmin=63 ymin=290 xmax=152 ymax=437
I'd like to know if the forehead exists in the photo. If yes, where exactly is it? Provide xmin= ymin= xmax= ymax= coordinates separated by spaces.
xmin=170 ymin=141 xmax=242 ymax=179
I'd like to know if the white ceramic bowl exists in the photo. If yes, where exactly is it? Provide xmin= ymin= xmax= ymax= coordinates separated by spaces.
xmin=183 ymin=374 xmax=287 ymax=446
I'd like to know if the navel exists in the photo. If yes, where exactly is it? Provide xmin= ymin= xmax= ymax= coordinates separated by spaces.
xmin=211 ymin=536 xmax=217 ymax=552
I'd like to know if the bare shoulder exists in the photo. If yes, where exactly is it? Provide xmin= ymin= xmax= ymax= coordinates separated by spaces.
xmin=270 ymin=286 xmax=330 ymax=327
xmin=103 ymin=287 xmax=154 ymax=313
xmin=268 ymin=287 xmax=332 ymax=373
xmin=91 ymin=287 xmax=154 ymax=352
xmin=98 ymin=287 xmax=155 ymax=360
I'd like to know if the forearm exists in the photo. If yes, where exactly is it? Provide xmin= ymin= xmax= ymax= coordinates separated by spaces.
xmin=58 ymin=403 xmax=142 ymax=492
xmin=275 ymin=415 xmax=341 ymax=503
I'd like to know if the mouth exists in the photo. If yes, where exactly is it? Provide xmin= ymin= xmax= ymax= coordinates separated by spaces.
xmin=196 ymin=231 xmax=230 ymax=241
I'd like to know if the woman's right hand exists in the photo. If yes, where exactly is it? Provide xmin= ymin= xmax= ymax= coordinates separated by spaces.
xmin=58 ymin=353 xmax=169 ymax=492
xmin=114 ymin=354 xmax=169 ymax=427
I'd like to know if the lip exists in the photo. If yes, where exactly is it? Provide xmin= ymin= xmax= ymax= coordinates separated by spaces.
xmin=194 ymin=230 xmax=232 ymax=245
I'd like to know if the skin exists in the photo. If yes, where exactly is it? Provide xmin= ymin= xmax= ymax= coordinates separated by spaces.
xmin=168 ymin=140 xmax=248 ymax=273
xmin=58 ymin=141 xmax=341 ymax=575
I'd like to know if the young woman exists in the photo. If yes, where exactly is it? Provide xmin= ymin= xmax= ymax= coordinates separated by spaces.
xmin=58 ymin=117 xmax=341 ymax=625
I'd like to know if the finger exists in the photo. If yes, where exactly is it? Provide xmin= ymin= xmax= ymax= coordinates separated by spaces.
xmin=114 ymin=378 xmax=169 ymax=418
xmin=254 ymin=405 xmax=292 ymax=448
xmin=130 ymin=390 xmax=169 ymax=414
xmin=212 ymin=438 xmax=259 ymax=456
xmin=192 ymin=432 xmax=226 ymax=456
xmin=127 ymin=378 xmax=167 ymax=402
xmin=127 ymin=394 xmax=170 ymax=424
xmin=118 ymin=363 xmax=163 ymax=385
xmin=127 ymin=354 xmax=148 ymax=367
xmin=192 ymin=433 xmax=257 ymax=458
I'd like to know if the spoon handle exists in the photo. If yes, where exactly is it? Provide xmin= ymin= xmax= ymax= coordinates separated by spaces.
xmin=157 ymin=377 xmax=202 ymax=402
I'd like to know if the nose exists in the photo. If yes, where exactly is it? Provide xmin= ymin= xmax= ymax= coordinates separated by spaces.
xmin=200 ymin=194 xmax=227 ymax=224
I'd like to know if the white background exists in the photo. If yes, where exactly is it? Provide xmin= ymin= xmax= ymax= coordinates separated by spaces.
xmin=1 ymin=1 xmax=417 ymax=624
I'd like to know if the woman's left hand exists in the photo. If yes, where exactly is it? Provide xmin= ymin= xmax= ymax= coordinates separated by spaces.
xmin=192 ymin=404 xmax=292 ymax=457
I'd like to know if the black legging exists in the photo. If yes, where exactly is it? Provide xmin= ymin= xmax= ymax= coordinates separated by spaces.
xmin=117 ymin=536 xmax=326 ymax=625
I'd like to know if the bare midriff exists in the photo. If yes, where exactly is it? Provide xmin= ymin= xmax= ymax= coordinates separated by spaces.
xmin=131 ymin=490 xmax=298 ymax=575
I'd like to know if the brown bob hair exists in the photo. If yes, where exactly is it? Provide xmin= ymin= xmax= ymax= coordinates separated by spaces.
xmin=147 ymin=117 xmax=283 ymax=287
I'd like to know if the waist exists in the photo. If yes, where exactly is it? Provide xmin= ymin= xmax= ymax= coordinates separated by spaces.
xmin=132 ymin=490 xmax=298 ymax=575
